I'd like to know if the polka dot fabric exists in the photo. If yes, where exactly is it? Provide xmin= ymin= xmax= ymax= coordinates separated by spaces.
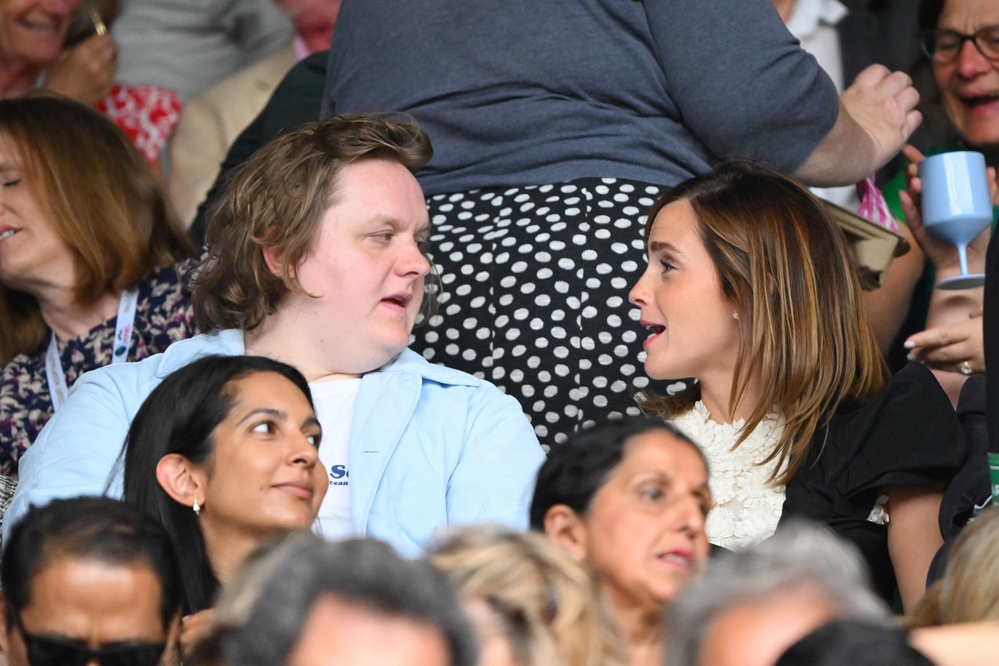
xmin=411 ymin=178 xmax=685 ymax=451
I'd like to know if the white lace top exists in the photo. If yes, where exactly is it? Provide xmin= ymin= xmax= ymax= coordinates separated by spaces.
xmin=669 ymin=401 xmax=889 ymax=550
xmin=669 ymin=401 xmax=788 ymax=550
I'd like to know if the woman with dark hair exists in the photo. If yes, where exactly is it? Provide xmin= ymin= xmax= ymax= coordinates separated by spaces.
xmin=0 ymin=95 xmax=195 ymax=476
xmin=121 ymin=354 xmax=326 ymax=616
xmin=530 ymin=418 xmax=712 ymax=666
xmin=629 ymin=160 xmax=966 ymax=610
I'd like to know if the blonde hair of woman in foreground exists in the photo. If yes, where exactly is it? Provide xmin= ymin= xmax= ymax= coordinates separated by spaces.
xmin=428 ymin=525 xmax=628 ymax=666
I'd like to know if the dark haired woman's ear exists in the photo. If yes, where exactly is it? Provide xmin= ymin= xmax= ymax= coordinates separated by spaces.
xmin=155 ymin=455 xmax=206 ymax=512
xmin=543 ymin=505 xmax=588 ymax=562
xmin=0 ymin=591 xmax=11 ymax=655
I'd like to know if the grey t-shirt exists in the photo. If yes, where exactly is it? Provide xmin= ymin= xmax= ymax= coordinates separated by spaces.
xmin=322 ymin=0 xmax=839 ymax=196
xmin=112 ymin=0 xmax=294 ymax=102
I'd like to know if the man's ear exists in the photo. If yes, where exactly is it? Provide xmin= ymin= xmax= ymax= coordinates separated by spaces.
xmin=543 ymin=504 xmax=589 ymax=562
xmin=262 ymin=245 xmax=285 ymax=279
xmin=155 ymin=454 xmax=206 ymax=511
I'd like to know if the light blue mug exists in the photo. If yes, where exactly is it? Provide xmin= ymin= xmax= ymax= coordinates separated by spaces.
xmin=919 ymin=151 xmax=992 ymax=289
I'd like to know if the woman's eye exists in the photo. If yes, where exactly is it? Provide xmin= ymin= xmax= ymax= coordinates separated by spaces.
xmin=306 ymin=433 xmax=321 ymax=447
xmin=251 ymin=421 xmax=275 ymax=435
xmin=640 ymin=486 xmax=664 ymax=501
xmin=658 ymin=259 xmax=675 ymax=274
xmin=3 ymin=178 xmax=20 ymax=187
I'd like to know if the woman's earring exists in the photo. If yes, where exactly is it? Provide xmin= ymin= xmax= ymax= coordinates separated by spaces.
xmin=193 ymin=499 xmax=200 ymax=516
xmin=732 ymin=312 xmax=739 ymax=320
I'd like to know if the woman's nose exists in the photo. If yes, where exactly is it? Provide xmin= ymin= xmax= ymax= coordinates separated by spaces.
xmin=671 ymin=492 xmax=707 ymax=536
xmin=289 ymin=434 xmax=319 ymax=466
xmin=43 ymin=0 xmax=78 ymax=17
xmin=629 ymin=273 xmax=650 ymax=307
xmin=956 ymin=38 xmax=994 ymax=78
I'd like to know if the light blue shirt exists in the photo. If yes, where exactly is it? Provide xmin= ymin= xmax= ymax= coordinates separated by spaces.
xmin=6 ymin=331 xmax=545 ymax=556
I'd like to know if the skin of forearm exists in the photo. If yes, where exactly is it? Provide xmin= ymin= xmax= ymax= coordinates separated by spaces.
xmin=864 ymin=226 xmax=925 ymax=353
xmin=923 ymin=279 xmax=983 ymax=406
xmin=792 ymin=101 xmax=879 ymax=187
xmin=884 ymin=484 xmax=944 ymax=614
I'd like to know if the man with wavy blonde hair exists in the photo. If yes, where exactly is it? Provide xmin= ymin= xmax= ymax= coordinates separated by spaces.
xmin=7 ymin=114 xmax=544 ymax=554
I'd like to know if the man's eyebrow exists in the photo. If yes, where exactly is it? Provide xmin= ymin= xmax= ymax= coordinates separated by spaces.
xmin=365 ymin=215 xmax=432 ymax=234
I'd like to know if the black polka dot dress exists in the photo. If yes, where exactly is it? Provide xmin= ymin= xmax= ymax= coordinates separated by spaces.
xmin=411 ymin=178 xmax=685 ymax=451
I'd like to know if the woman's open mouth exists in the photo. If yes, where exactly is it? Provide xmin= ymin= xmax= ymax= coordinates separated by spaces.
xmin=641 ymin=320 xmax=666 ymax=348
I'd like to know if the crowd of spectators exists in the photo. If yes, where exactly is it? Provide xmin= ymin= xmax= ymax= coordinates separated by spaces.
xmin=1 ymin=0 xmax=999 ymax=665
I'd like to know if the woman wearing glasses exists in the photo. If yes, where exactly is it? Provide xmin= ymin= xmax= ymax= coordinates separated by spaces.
xmin=883 ymin=0 xmax=998 ymax=399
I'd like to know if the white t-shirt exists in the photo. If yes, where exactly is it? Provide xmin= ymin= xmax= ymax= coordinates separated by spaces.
xmin=309 ymin=378 xmax=362 ymax=541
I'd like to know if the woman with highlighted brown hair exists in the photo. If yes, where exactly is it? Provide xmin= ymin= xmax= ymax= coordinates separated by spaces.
xmin=629 ymin=160 xmax=966 ymax=611
xmin=0 ymin=95 xmax=193 ymax=477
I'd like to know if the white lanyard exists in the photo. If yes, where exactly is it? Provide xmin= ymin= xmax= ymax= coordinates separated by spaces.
xmin=45 ymin=288 xmax=139 ymax=412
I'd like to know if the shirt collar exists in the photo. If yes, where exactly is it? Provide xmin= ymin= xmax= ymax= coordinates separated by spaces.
xmin=786 ymin=0 xmax=849 ymax=40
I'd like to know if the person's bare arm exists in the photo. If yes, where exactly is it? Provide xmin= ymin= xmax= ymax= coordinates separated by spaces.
xmin=885 ymin=484 xmax=945 ymax=613
xmin=793 ymin=66 xmax=921 ymax=187
xmin=863 ymin=223 xmax=926 ymax=353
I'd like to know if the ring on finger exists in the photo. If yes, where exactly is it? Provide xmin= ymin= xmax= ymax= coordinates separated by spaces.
xmin=961 ymin=361 xmax=973 ymax=376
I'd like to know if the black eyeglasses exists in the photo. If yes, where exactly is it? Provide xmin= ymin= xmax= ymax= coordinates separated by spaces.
xmin=920 ymin=25 xmax=999 ymax=64
xmin=19 ymin=627 xmax=166 ymax=666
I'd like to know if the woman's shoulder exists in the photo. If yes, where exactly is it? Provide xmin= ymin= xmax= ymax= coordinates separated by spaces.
xmin=139 ymin=258 xmax=197 ymax=306
xmin=811 ymin=363 xmax=965 ymax=496
xmin=834 ymin=362 xmax=956 ymax=431
xmin=130 ymin=260 xmax=198 ymax=357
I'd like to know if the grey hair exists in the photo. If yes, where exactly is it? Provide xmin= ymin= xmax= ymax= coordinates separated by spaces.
xmin=191 ymin=533 xmax=479 ymax=666
xmin=664 ymin=520 xmax=889 ymax=666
